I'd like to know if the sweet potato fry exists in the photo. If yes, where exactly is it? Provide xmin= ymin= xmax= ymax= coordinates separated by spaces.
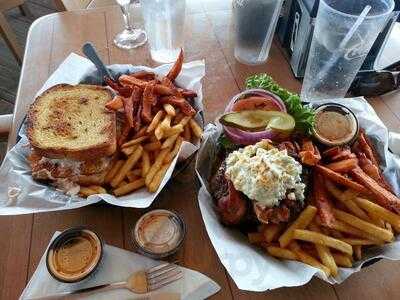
xmin=131 ymin=86 xmax=143 ymax=130
xmin=179 ymin=88 xmax=197 ymax=99
xmin=105 ymin=95 xmax=124 ymax=110
xmin=153 ymin=84 xmax=175 ymax=96
xmin=119 ymin=74 xmax=147 ymax=89
xmin=299 ymin=139 xmax=321 ymax=166
xmin=358 ymin=131 xmax=379 ymax=167
xmin=166 ymin=48 xmax=183 ymax=81
xmin=104 ymin=76 xmax=132 ymax=97
xmin=315 ymin=165 xmax=369 ymax=194
xmin=142 ymin=83 xmax=156 ymax=123
xmin=314 ymin=173 xmax=335 ymax=227
xmin=357 ymin=152 xmax=393 ymax=192
xmin=160 ymin=96 xmax=196 ymax=116
xmin=350 ymin=167 xmax=400 ymax=213
xmin=325 ymin=158 xmax=358 ymax=173
xmin=118 ymin=121 xmax=131 ymax=147
xmin=322 ymin=146 xmax=342 ymax=158
xmin=129 ymin=70 xmax=155 ymax=81
xmin=122 ymin=96 xmax=134 ymax=128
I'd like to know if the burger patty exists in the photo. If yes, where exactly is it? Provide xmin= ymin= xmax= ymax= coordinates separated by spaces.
xmin=210 ymin=160 xmax=303 ymax=225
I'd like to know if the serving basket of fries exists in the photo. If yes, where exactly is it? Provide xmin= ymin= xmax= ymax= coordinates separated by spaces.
xmin=196 ymin=97 xmax=400 ymax=291
xmin=0 ymin=52 xmax=205 ymax=214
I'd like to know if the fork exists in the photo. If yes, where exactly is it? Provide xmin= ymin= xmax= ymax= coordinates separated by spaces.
xmin=31 ymin=262 xmax=182 ymax=299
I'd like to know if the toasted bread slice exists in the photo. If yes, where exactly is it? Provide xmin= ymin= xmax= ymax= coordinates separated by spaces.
xmin=27 ymin=84 xmax=116 ymax=160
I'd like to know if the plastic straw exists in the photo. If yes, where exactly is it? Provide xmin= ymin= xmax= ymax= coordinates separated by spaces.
xmin=313 ymin=5 xmax=372 ymax=83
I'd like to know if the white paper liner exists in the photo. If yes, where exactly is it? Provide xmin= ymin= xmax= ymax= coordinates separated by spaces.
xmin=20 ymin=232 xmax=220 ymax=300
xmin=0 ymin=53 xmax=205 ymax=214
xmin=196 ymin=97 xmax=400 ymax=291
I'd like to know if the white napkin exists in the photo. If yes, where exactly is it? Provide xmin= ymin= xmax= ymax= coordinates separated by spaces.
xmin=20 ymin=232 xmax=220 ymax=300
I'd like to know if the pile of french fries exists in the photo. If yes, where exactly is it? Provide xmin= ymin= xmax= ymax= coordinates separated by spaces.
xmin=79 ymin=49 xmax=203 ymax=197
xmin=247 ymin=131 xmax=400 ymax=278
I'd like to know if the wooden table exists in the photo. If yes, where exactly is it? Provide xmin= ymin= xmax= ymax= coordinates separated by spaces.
xmin=2 ymin=3 xmax=400 ymax=300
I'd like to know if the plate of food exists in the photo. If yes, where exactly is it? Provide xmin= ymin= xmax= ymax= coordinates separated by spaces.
xmin=196 ymin=74 xmax=400 ymax=290
xmin=0 ymin=51 xmax=204 ymax=214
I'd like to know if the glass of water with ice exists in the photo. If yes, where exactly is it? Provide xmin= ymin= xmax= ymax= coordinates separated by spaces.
xmin=114 ymin=0 xmax=147 ymax=49
xmin=140 ymin=0 xmax=186 ymax=63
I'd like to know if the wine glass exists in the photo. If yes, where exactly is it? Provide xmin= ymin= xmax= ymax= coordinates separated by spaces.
xmin=114 ymin=0 xmax=147 ymax=49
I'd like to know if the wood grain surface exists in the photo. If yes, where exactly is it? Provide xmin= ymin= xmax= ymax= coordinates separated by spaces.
xmin=1 ymin=3 xmax=400 ymax=300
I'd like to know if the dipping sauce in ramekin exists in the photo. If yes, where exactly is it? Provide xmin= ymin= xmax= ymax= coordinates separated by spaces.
xmin=46 ymin=227 xmax=103 ymax=283
xmin=133 ymin=209 xmax=186 ymax=258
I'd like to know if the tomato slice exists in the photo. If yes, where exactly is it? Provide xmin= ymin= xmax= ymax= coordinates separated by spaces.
xmin=232 ymin=96 xmax=282 ymax=112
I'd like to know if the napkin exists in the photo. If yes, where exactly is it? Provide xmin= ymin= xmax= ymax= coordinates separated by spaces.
xmin=20 ymin=232 xmax=220 ymax=300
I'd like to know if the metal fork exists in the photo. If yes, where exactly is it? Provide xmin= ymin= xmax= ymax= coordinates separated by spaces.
xmin=30 ymin=262 xmax=182 ymax=299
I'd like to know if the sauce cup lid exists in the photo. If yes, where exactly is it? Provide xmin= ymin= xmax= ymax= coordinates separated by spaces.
xmin=46 ymin=227 xmax=103 ymax=283
xmin=133 ymin=209 xmax=186 ymax=258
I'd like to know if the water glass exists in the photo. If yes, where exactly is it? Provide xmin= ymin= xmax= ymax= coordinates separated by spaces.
xmin=233 ymin=0 xmax=284 ymax=65
xmin=140 ymin=0 xmax=186 ymax=63
xmin=301 ymin=0 xmax=395 ymax=102
xmin=114 ymin=0 xmax=147 ymax=49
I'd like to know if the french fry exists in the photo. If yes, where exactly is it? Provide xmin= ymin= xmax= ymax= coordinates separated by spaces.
xmin=163 ymin=124 xmax=184 ymax=138
xmin=144 ymin=141 xmax=162 ymax=152
xmin=316 ymin=165 xmax=369 ymax=194
xmin=325 ymin=181 xmax=370 ymax=221
xmin=145 ymin=148 xmax=171 ymax=186
xmin=289 ymin=241 xmax=331 ymax=276
xmin=189 ymin=118 xmax=203 ymax=139
xmin=117 ymin=180 xmax=128 ymax=188
xmin=121 ymin=145 xmax=138 ymax=156
xmin=113 ymin=178 xmax=145 ymax=196
xmin=179 ymin=116 xmax=191 ymax=127
xmin=154 ymin=124 xmax=164 ymax=140
xmin=160 ymin=115 xmax=172 ymax=131
xmin=146 ymin=111 xmax=165 ymax=133
xmin=248 ymin=232 xmax=265 ymax=244
xmin=79 ymin=187 xmax=98 ymax=197
xmin=367 ymin=212 xmax=386 ymax=228
xmin=88 ymin=185 xmax=107 ymax=194
xmin=148 ymin=163 xmax=170 ymax=192
xmin=332 ymin=253 xmax=353 ymax=268
xmin=279 ymin=205 xmax=317 ymax=248
xmin=354 ymin=197 xmax=400 ymax=232
xmin=133 ymin=126 xmax=147 ymax=139
xmin=325 ymin=158 xmax=359 ymax=173
xmin=183 ymin=124 xmax=191 ymax=141
xmin=161 ymin=133 xmax=179 ymax=149
xmin=292 ymin=229 xmax=353 ymax=255
xmin=173 ymin=112 xmax=185 ymax=125
xmin=266 ymin=246 xmax=297 ymax=261
xmin=339 ymin=238 xmax=376 ymax=246
xmin=111 ymin=146 xmax=143 ymax=188
xmin=354 ymin=245 xmax=362 ymax=260
xmin=105 ymin=160 xmax=124 ymax=183
xmin=164 ymin=136 xmax=183 ymax=164
xmin=142 ymin=150 xmax=150 ymax=177
xmin=163 ymin=103 xmax=176 ymax=116
xmin=310 ymin=224 xmax=338 ymax=277
xmin=126 ymin=169 xmax=142 ymax=182
xmin=333 ymin=208 xmax=394 ymax=242
xmin=263 ymin=223 xmax=284 ymax=243
xmin=121 ymin=136 xmax=148 ymax=148
xmin=329 ymin=220 xmax=381 ymax=242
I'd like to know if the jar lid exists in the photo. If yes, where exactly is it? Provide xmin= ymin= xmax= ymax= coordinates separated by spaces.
xmin=46 ymin=227 xmax=103 ymax=283
xmin=133 ymin=209 xmax=186 ymax=258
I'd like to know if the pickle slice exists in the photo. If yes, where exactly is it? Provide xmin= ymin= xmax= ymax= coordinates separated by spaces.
xmin=220 ymin=110 xmax=295 ymax=133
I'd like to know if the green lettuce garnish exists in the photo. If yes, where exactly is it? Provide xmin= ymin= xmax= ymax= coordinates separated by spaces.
xmin=245 ymin=74 xmax=315 ymax=135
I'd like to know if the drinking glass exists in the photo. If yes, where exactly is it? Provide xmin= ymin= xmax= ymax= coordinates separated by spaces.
xmin=140 ymin=0 xmax=186 ymax=63
xmin=114 ymin=0 xmax=147 ymax=49
xmin=233 ymin=0 xmax=284 ymax=65
xmin=301 ymin=0 xmax=395 ymax=102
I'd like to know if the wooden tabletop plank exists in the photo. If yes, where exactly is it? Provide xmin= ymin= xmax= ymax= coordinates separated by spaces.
xmin=0 ymin=215 xmax=32 ymax=300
